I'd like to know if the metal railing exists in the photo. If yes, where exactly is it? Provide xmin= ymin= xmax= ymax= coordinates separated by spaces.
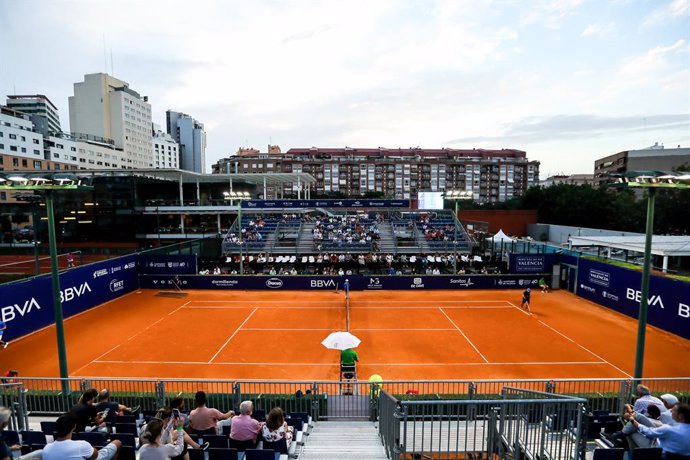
xmin=380 ymin=387 xmax=587 ymax=460
xmin=1 ymin=382 xmax=29 ymax=430
xmin=6 ymin=377 xmax=689 ymax=419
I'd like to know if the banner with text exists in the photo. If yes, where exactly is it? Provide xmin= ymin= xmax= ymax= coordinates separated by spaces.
xmin=241 ymin=199 xmax=410 ymax=209
xmin=0 ymin=255 xmax=138 ymax=341
xmin=138 ymin=255 xmax=198 ymax=275
xmin=576 ymin=258 xmax=690 ymax=340
xmin=140 ymin=274 xmax=544 ymax=291
xmin=508 ymin=254 xmax=557 ymax=274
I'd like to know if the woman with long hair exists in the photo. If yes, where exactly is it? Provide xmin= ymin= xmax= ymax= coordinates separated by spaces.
xmin=262 ymin=407 xmax=294 ymax=448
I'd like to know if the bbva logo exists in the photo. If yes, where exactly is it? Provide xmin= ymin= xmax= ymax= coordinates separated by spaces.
xmin=1 ymin=297 xmax=41 ymax=323
xmin=310 ymin=279 xmax=336 ymax=288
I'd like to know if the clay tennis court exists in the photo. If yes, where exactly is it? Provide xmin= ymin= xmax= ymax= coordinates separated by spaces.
xmin=2 ymin=288 xmax=689 ymax=381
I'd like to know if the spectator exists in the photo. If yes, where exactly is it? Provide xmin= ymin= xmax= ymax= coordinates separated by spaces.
xmin=42 ymin=412 xmax=121 ymax=460
xmin=170 ymin=397 xmax=191 ymax=430
xmin=70 ymin=389 xmax=106 ymax=433
xmin=229 ymin=400 xmax=261 ymax=445
xmin=633 ymin=384 xmax=665 ymax=416
xmin=139 ymin=417 xmax=184 ymax=460
xmin=140 ymin=408 xmax=208 ymax=454
xmin=262 ymin=407 xmax=294 ymax=448
xmin=189 ymin=391 xmax=234 ymax=436
xmin=660 ymin=394 xmax=679 ymax=425
xmin=1 ymin=406 xmax=43 ymax=460
xmin=631 ymin=403 xmax=690 ymax=457
xmin=94 ymin=389 xmax=139 ymax=425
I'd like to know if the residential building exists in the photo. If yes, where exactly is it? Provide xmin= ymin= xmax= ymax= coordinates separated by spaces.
xmin=69 ymin=73 xmax=153 ymax=168
xmin=594 ymin=143 xmax=690 ymax=185
xmin=212 ymin=146 xmax=540 ymax=202
xmin=166 ymin=110 xmax=206 ymax=173
xmin=6 ymin=94 xmax=62 ymax=136
xmin=540 ymin=174 xmax=596 ymax=187
xmin=152 ymin=123 xmax=179 ymax=169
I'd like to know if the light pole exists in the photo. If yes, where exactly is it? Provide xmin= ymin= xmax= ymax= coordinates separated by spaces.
xmin=0 ymin=173 xmax=93 ymax=395
xmin=442 ymin=190 xmax=474 ymax=273
xmin=607 ymin=171 xmax=690 ymax=380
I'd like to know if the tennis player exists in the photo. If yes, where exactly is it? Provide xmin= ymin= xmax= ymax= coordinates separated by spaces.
xmin=521 ymin=288 xmax=532 ymax=313
xmin=0 ymin=320 xmax=8 ymax=349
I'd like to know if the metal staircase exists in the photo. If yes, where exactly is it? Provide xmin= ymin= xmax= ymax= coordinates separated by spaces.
xmin=297 ymin=421 xmax=388 ymax=460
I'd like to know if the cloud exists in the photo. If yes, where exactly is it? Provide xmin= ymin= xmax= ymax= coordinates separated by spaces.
xmin=282 ymin=26 xmax=333 ymax=44
xmin=618 ymin=39 xmax=687 ymax=78
xmin=581 ymin=22 xmax=615 ymax=37
xmin=446 ymin=114 xmax=690 ymax=144
xmin=641 ymin=0 xmax=690 ymax=28
xmin=520 ymin=0 xmax=583 ymax=28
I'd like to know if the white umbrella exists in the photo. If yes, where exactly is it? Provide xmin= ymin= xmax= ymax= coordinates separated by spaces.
xmin=321 ymin=331 xmax=361 ymax=350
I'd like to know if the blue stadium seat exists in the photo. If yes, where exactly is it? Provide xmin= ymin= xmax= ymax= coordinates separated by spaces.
xmin=245 ymin=449 xmax=276 ymax=460
xmin=109 ymin=432 xmax=136 ymax=448
xmin=593 ymin=448 xmax=625 ymax=460
xmin=39 ymin=421 xmax=56 ymax=436
xmin=78 ymin=431 xmax=107 ymax=447
xmin=631 ymin=448 xmax=663 ymax=460
xmin=208 ymin=447 xmax=239 ymax=460
xmin=262 ymin=437 xmax=288 ymax=454
xmin=205 ymin=434 xmax=229 ymax=448
xmin=251 ymin=409 xmax=266 ymax=422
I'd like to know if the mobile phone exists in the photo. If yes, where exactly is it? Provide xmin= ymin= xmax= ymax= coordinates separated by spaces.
xmin=101 ymin=408 xmax=110 ymax=419
xmin=172 ymin=409 xmax=180 ymax=418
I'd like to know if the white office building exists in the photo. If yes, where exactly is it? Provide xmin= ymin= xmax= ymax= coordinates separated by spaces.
xmin=0 ymin=106 xmax=45 ymax=169
xmin=166 ymin=110 xmax=206 ymax=173
xmin=69 ymin=73 xmax=153 ymax=169
xmin=6 ymin=94 xmax=62 ymax=136
xmin=152 ymin=123 xmax=179 ymax=169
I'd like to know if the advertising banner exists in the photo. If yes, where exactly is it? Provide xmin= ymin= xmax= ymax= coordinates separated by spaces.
xmin=140 ymin=274 xmax=544 ymax=291
xmin=241 ymin=199 xmax=410 ymax=209
xmin=508 ymin=254 xmax=556 ymax=274
xmin=138 ymin=255 xmax=198 ymax=275
xmin=0 ymin=255 xmax=138 ymax=341
xmin=576 ymin=258 xmax=690 ymax=340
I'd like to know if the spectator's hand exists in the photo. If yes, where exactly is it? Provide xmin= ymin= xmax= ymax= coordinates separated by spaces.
xmin=10 ymin=444 xmax=21 ymax=451
xmin=174 ymin=417 xmax=184 ymax=429
xmin=95 ymin=413 xmax=106 ymax=425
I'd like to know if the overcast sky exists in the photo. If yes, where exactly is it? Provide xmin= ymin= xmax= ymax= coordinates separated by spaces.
xmin=1 ymin=0 xmax=688 ymax=178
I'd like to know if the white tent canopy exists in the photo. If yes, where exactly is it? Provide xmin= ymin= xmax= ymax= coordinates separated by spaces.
xmin=491 ymin=229 xmax=513 ymax=242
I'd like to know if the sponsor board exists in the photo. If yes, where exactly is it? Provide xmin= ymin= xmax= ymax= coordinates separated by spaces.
xmin=139 ymin=255 xmax=197 ymax=275
xmin=576 ymin=258 xmax=690 ymax=340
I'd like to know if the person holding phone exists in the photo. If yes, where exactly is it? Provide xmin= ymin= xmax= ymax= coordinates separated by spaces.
xmin=139 ymin=408 xmax=209 ymax=456
xmin=139 ymin=417 xmax=184 ymax=460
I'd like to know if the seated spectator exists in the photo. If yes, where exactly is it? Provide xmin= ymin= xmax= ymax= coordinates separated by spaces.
xmin=94 ymin=389 xmax=139 ymax=425
xmin=140 ymin=407 xmax=208 ymax=454
xmin=630 ymin=403 xmax=690 ymax=457
xmin=0 ymin=406 xmax=43 ymax=459
xmin=189 ymin=391 xmax=234 ymax=436
xmin=42 ymin=412 xmax=121 ymax=460
xmin=262 ymin=407 xmax=294 ymax=448
xmin=229 ymin=400 xmax=262 ymax=445
xmin=633 ymin=384 xmax=665 ymax=416
xmin=170 ymin=397 xmax=191 ymax=430
xmin=71 ymin=389 xmax=107 ymax=433
xmin=660 ymin=394 xmax=679 ymax=425
xmin=139 ymin=417 xmax=184 ymax=460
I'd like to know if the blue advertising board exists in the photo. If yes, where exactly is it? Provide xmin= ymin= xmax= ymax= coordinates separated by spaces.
xmin=241 ymin=199 xmax=410 ymax=209
xmin=138 ymin=255 xmax=197 ymax=274
xmin=0 ymin=255 xmax=138 ymax=341
xmin=140 ymin=274 xmax=544 ymax=291
xmin=576 ymin=258 xmax=690 ymax=340
xmin=508 ymin=254 xmax=556 ymax=274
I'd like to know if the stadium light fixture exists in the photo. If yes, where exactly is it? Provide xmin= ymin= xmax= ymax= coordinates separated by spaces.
xmin=0 ymin=173 xmax=94 ymax=390
xmin=607 ymin=171 xmax=690 ymax=381
xmin=442 ymin=190 xmax=474 ymax=273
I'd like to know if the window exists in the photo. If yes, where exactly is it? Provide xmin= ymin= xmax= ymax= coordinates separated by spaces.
xmin=33 ymin=138 xmax=39 ymax=144
xmin=71 ymin=147 xmax=76 ymax=151
xmin=0 ymin=132 xmax=3 ymax=137
xmin=9 ymin=134 xmax=16 ymax=139
xmin=33 ymin=149 xmax=40 ymax=155
xmin=10 ymin=146 xmax=17 ymax=152
xmin=13 ymin=158 xmax=18 ymax=167
xmin=33 ymin=160 xmax=41 ymax=168
xmin=54 ymin=153 xmax=60 ymax=158
xmin=0 ymin=192 xmax=5 ymax=200
xmin=21 ymin=147 xmax=26 ymax=153
xmin=0 ymin=143 xmax=3 ymax=149
xmin=54 ymin=164 xmax=60 ymax=170
xmin=20 ymin=136 xmax=26 ymax=141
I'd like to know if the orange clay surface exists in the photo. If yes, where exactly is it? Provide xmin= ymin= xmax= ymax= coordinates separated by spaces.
xmin=0 ymin=255 xmax=111 ymax=274
xmin=1 ymin=289 xmax=689 ymax=381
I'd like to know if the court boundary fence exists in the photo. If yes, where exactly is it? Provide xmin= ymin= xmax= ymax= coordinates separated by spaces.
xmin=3 ymin=377 xmax=688 ymax=420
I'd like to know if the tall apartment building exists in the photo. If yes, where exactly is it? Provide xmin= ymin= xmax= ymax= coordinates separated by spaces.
xmin=6 ymin=94 xmax=61 ymax=136
xmin=152 ymin=123 xmax=179 ymax=169
xmin=166 ymin=110 xmax=206 ymax=173
xmin=594 ymin=143 xmax=690 ymax=186
xmin=212 ymin=146 xmax=539 ymax=202
xmin=69 ymin=73 xmax=153 ymax=168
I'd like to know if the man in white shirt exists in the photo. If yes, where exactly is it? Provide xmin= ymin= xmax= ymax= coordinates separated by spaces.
xmin=42 ymin=412 xmax=121 ymax=460
xmin=633 ymin=384 xmax=665 ymax=416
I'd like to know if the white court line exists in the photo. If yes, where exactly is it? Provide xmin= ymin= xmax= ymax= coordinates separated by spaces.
xmin=189 ymin=299 xmax=512 ymax=304
xmin=207 ymin=308 xmax=258 ymax=364
xmin=353 ymin=306 xmax=513 ymax=309
xmin=92 ymin=359 xmax=607 ymax=366
xmin=186 ymin=306 xmax=341 ymax=310
xmin=73 ymin=299 xmax=192 ymax=375
xmin=537 ymin=319 xmax=632 ymax=378
xmin=352 ymin=328 xmax=456 ymax=331
xmin=243 ymin=328 xmax=335 ymax=331
xmin=438 ymin=307 xmax=489 ymax=363
xmin=185 ymin=305 xmax=513 ymax=310
xmin=507 ymin=301 xmax=531 ymax=316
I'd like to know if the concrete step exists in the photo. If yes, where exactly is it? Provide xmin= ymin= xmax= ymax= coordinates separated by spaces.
xmin=298 ymin=421 xmax=387 ymax=460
